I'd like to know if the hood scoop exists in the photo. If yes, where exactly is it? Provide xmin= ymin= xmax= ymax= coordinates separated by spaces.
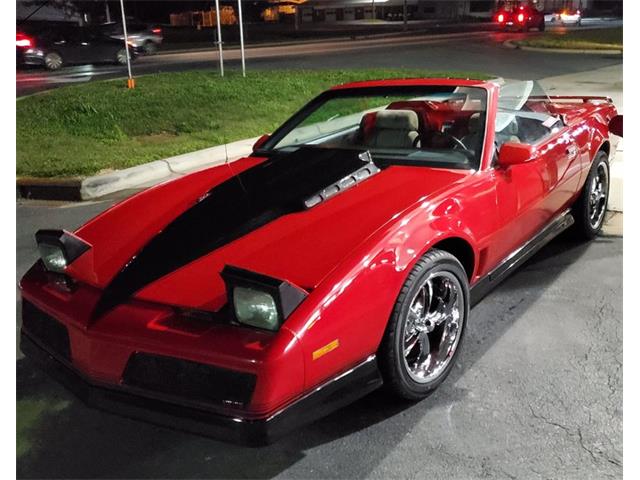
xmin=93 ymin=146 xmax=377 ymax=318
xmin=304 ymin=151 xmax=380 ymax=209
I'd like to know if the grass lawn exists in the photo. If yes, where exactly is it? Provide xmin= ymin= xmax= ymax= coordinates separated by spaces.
xmin=517 ymin=27 xmax=622 ymax=50
xmin=17 ymin=69 xmax=490 ymax=178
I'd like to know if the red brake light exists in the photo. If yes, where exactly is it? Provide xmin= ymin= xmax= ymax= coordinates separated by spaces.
xmin=16 ymin=33 xmax=33 ymax=48
xmin=151 ymin=28 xmax=162 ymax=34
xmin=517 ymin=13 xmax=525 ymax=22
xmin=498 ymin=13 xmax=505 ymax=23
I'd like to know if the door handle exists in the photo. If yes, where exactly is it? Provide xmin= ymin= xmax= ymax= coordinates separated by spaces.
xmin=566 ymin=144 xmax=578 ymax=160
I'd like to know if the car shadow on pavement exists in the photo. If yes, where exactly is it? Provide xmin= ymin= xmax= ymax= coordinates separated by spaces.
xmin=16 ymin=233 xmax=614 ymax=479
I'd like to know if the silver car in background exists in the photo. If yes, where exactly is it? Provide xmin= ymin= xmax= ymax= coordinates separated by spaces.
xmin=100 ymin=22 xmax=163 ymax=55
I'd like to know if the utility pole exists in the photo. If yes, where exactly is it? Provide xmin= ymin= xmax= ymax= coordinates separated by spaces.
xmin=237 ymin=0 xmax=246 ymax=76
xmin=215 ymin=0 xmax=224 ymax=76
xmin=118 ymin=0 xmax=134 ymax=88
xmin=403 ymin=0 xmax=407 ymax=30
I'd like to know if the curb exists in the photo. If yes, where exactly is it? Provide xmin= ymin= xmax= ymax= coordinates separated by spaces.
xmin=503 ymin=39 xmax=622 ymax=55
xmin=17 ymin=136 xmax=260 ymax=201
xmin=17 ymin=177 xmax=83 ymax=201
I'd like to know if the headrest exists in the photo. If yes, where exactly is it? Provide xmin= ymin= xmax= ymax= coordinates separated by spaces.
xmin=374 ymin=110 xmax=419 ymax=131
xmin=468 ymin=113 xmax=482 ymax=133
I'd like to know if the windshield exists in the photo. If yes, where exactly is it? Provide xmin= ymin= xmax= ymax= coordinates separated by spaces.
xmin=262 ymin=86 xmax=488 ymax=170
xmin=495 ymin=80 xmax=563 ymax=147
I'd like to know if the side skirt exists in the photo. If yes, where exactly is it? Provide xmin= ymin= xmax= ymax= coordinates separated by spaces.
xmin=470 ymin=209 xmax=575 ymax=306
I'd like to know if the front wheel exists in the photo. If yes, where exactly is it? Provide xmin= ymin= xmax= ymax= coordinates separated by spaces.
xmin=572 ymin=151 xmax=610 ymax=239
xmin=379 ymin=249 xmax=469 ymax=400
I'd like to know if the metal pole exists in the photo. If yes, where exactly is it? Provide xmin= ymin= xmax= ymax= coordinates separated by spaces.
xmin=403 ymin=0 xmax=407 ymax=30
xmin=215 ymin=0 xmax=224 ymax=76
xmin=237 ymin=0 xmax=246 ymax=77
xmin=118 ymin=0 xmax=134 ymax=88
xmin=105 ymin=1 xmax=111 ymax=23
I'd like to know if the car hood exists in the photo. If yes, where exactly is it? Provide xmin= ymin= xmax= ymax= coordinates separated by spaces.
xmin=70 ymin=147 xmax=468 ymax=314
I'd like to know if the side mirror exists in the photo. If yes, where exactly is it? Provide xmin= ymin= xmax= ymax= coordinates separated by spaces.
xmin=252 ymin=134 xmax=270 ymax=152
xmin=498 ymin=142 xmax=536 ymax=167
xmin=609 ymin=115 xmax=623 ymax=137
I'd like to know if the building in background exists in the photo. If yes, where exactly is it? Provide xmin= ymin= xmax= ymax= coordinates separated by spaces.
xmin=17 ymin=0 xmax=622 ymax=29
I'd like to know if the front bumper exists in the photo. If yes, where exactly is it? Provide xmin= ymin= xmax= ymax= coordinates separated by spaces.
xmin=20 ymin=331 xmax=382 ymax=446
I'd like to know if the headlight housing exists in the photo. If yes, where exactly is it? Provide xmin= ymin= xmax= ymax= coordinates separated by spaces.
xmin=35 ymin=229 xmax=91 ymax=274
xmin=222 ymin=266 xmax=308 ymax=332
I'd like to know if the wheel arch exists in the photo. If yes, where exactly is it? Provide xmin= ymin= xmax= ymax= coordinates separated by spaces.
xmin=598 ymin=140 xmax=611 ymax=158
xmin=430 ymin=237 xmax=475 ymax=281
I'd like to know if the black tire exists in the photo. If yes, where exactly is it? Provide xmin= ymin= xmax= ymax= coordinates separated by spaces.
xmin=44 ymin=51 xmax=63 ymax=71
xmin=572 ymin=150 xmax=610 ymax=240
xmin=379 ymin=249 xmax=470 ymax=400
xmin=539 ymin=19 xmax=546 ymax=31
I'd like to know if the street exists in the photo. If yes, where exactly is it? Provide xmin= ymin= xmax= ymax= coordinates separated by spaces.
xmin=16 ymin=19 xmax=622 ymax=97
xmin=16 ymin=17 xmax=623 ymax=479
xmin=16 ymin=198 xmax=622 ymax=478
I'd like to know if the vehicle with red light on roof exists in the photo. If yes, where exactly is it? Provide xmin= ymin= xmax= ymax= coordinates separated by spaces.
xmin=495 ymin=0 xmax=546 ymax=31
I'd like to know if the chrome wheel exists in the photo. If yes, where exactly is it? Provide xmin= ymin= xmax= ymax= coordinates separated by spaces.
xmin=402 ymin=271 xmax=464 ymax=384
xmin=588 ymin=161 xmax=609 ymax=229
xmin=44 ymin=52 xmax=63 ymax=70
xmin=116 ymin=49 xmax=128 ymax=65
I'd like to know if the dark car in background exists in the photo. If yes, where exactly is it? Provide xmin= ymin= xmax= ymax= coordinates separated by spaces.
xmin=16 ymin=25 xmax=135 ymax=71
xmin=99 ymin=22 xmax=163 ymax=55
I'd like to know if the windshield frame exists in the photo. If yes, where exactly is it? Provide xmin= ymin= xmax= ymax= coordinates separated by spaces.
xmin=256 ymin=85 xmax=490 ymax=171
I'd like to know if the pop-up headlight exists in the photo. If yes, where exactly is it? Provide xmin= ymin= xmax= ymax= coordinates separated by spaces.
xmin=35 ymin=229 xmax=90 ymax=273
xmin=221 ymin=266 xmax=308 ymax=332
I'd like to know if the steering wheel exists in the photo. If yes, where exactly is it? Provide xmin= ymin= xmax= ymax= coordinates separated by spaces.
xmin=448 ymin=134 xmax=471 ymax=152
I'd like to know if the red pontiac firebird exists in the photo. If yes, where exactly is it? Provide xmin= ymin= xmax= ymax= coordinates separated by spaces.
xmin=20 ymin=78 xmax=622 ymax=445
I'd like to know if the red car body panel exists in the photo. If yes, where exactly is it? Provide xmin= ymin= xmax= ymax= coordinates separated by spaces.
xmin=20 ymin=78 xmax=619 ymax=441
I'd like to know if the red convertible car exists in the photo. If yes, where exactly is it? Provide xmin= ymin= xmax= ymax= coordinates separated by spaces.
xmin=20 ymin=77 xmax=621 ymax=445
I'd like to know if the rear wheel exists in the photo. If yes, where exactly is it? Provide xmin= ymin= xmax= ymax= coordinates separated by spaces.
xmin=44 ymin=52 xmax=63 ymax=71
xmin=142 ymin=40 xmax=157 ymax=55
xmin=572 ymin=151 xmax=610 ymax=239
xmin=379 ymin=249 xmax=469 ymax=400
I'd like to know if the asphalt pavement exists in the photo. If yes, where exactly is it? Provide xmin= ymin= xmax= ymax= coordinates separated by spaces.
xmin=16 ymin=198 xmax=622 ymax=479
xmin=16 ymin=19 xmax=622 ymax=97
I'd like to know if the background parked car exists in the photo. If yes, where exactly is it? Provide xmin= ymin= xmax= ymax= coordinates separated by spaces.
xmin=100 ymin=22 xmax=163 ymax=55
xmin=16 ymin=26 xmax=136 ymax=71
xmin=495 ymin=0 xmax=546 ymax=31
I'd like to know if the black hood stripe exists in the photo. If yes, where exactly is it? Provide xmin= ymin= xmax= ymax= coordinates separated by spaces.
xmin=93 ymin=147 xmax=373 ymax=318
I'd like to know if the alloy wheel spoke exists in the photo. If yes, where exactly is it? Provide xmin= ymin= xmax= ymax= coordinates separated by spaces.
xmin=402 ymin=271 xmax=465 ymax=384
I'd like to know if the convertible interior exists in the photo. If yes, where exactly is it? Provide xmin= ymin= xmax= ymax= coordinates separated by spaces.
xmin=308 ymin=99 xmax=489 ymax=168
